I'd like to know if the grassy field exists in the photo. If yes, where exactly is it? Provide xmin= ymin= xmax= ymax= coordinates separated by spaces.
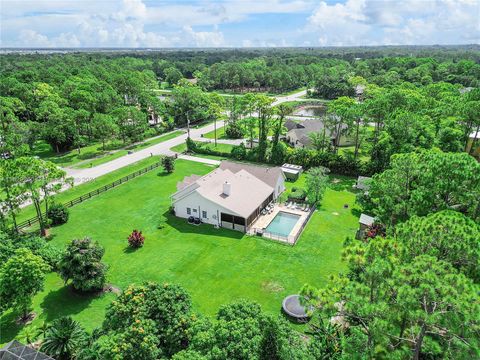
xmin=32 ymin=131 xmax=184 ymax=169
xmin=201 ymin=126 xmax=227 ymax=140
xmin=31 ymin=141 xmax=121 ymax=168
xmin=171 ymin=141 xmax=235 ymax=159
xmin=75 ymin=131 xmax=184 ymax=168
xmin=1 ymin=160 xmax=358 ymax=345
xmin=16 ymin=156 xmax=162 ymax=223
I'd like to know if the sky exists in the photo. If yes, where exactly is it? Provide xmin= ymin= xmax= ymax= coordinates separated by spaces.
xmin=0 ymin=0 xmax=479 ymax=48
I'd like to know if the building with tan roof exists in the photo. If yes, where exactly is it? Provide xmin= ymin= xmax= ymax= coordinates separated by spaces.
xmin=171 ymin=161 xmax=285 ymax=232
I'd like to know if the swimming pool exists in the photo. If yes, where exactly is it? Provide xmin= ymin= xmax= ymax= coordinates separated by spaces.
xmin=265 ymin=211 xmax=301 ymax=237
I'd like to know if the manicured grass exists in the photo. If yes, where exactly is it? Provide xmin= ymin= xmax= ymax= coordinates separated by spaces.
xmin=31 ymin=141 xmax=120 ymax=168
xmin=202 ymin=126 xmax=227 ymax=140
xmin=32 ymin=131 xmax=184 ymax=169
xmin=75 ymin=131 xmax=184 ymax=169
xmin=1 ymin=160 xmax=359 ymax=345
xmin=75 ymin=150 xmax=129 ymax=169
xmin=16 ymin=156 xmax=162 ymax=223
xmin=170 ymin=142 xmax=235 ymax=159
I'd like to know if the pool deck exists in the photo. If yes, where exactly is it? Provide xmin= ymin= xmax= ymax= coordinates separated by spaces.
xmin=248 ymin=203 xmax=312 ymax=245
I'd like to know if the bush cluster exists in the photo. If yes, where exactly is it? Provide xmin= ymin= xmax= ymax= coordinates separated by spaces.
xmin=288 ymin=187 xmax=306 ymax=201
xmin=186 ymin=139 xmax=232 ymax=158
xmin=47 ymin=203 xmax=70 ymax=226
xmin=128 ymin=230 xmax=145 ymax=248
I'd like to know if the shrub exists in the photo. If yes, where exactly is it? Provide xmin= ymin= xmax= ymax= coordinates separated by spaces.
xmin=162 ymin=156 xmax=175 ymax=173
xmin=58 ymin=237 xmax=108 ymax=292
xmin=225 ymin=122 xmax=244 ymax=139
xmin=19 ymin=236 xmax=62 ymax=270
xmin=363 ymin=223 xmax=386 ymax=241
xmin=41 ymin=317 xmax=88 ymax=360
xmin=231 ymin=143 xmax=247 ymax=160
xmin=47 ymin=203 xmax=69 ymax=226
xmin=128 ymin=230 xmax=145 ymax=248
xmin=288 ymin=188 xmax=306 ymax=201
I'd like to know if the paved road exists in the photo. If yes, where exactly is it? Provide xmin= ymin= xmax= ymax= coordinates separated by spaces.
xmin=63 ymin=89 xmax=308 ymax=185
xmin=272 ymin=89 xmax=308 ymax=106
xmin=65 ymin=120 xmax=225 ymax=185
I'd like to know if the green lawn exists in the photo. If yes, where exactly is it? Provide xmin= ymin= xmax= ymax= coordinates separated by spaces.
xmin=1 ymin=160 xmax=359 ymax=344
xmin=31 ymin=141 xmax=120 ymax=168
xmin=32 ymin=131 xmax=184 ymax=169
xmin=170 ymin=142 xmax=235 ymax=160
xmin=75 ymin=131 xmax=184 ymax=169
xmin=17 ymin=156 xmax=162 ymax=223
xmin=202 ymin=126 xmax=227 ymax=140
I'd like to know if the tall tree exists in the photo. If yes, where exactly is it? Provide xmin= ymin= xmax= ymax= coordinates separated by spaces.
xmin=14 ymin=157 xmax=70 ymax=235
xmin=92 ymin=113 xmax=118 ymax=150
xmin=0 ymin=248 xmax=49 ymax=320
xmin=396 ymin=210 xmax=480 ymax=281
xmin=58 ymin=237 xmax=108 ymax=292
xmin=368 ymin=151 xmax=480 ymax=226
xmin=305 ymin=166 xmax=330 ymax=206
xmin=272 ymin=103 xmax=293 ymax=148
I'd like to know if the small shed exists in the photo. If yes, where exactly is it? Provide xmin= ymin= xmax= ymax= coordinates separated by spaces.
xmin=357 ymin=213 xmax=375 ymax=239
xmin=355 ymin=176 xmax=372 ymax=192
xmin=281 ymin=163 xmax=303 ymax=181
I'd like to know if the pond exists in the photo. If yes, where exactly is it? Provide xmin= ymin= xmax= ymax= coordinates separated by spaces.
xmin=293 ymin=105 xmax=327 ymax=117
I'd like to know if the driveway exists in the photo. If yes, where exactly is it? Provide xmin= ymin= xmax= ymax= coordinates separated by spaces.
xmin=65 ymin=120 xmax=225 ymax=185
xmin=63 ymin=89 xmax=310 ymax=185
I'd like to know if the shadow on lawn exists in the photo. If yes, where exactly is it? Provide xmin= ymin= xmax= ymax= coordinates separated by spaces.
xmin=328 ymin=175 xmax=357 ymax=193
xmin=0 ymin=310 xmax=24 ymax=344
xmin=0 ymin=286 xmax=104 ymax=345
xmin=39 ymin=286 xmax=99 ymax=323
xmin=163 ymin=211 xmax=244 ymax=240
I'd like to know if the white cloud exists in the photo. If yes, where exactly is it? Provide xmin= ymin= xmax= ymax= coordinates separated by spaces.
xmin=1 ymin=0 xmax=478 ymax=47
xmin=183 ymin=26 xmax=225 ymax=47
xmin=18 ymin=30 xmax=51 ymax=47
xmin=305 ymin=0 xmax=480 ymax=46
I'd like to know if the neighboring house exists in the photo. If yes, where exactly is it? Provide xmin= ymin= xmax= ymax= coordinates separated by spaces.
xmin=466 ymin=130 xmax=480 ymax=159
xmin=171 ymin=161 xmax=285 ymax=232
xmin=285 ymin=118 xmax=353 ymax=148
xmin=355 ymin=84 xmax=366 ymax=101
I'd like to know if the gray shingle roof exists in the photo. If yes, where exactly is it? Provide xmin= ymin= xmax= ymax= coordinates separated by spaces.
xmin=219 ymin=161 xmax=284 ymax=189
xmin=0 ymin=341 xmax=54 ymax=360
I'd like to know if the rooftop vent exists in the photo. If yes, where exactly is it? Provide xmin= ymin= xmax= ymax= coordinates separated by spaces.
xmin=223 ymin=181 xmax=231 ymax=196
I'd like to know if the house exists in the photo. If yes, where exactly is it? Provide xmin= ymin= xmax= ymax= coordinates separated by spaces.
xmin=171 ymin=161 xmax=285 ymax=232
xmin=285 ymin=118 xmax=353 ymax=148
xmin=466 ymin=130 xmax=480 ymax=159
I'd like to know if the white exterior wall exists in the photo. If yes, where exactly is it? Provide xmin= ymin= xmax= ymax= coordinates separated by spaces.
xmin=273 ymin=175 xmax=285 ymax=199
xmin=173 ymin=191 xmax=238 ymax=227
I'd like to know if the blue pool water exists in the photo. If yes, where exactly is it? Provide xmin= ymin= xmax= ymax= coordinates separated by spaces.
xmin=265 ymin=212 xmax=301 ymax=237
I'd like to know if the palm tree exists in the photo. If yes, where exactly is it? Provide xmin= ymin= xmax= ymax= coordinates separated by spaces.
xmin=18 ymin=325 xmax=38 ymax=345
xmin=41 ymin=317 xmax=87 ymax=360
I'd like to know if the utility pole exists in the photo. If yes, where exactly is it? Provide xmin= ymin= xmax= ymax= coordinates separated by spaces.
xmin=214 ymin=117 xmax=217 ymax=146
xmin=186 ymin=111 xmax=191 ymax=139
